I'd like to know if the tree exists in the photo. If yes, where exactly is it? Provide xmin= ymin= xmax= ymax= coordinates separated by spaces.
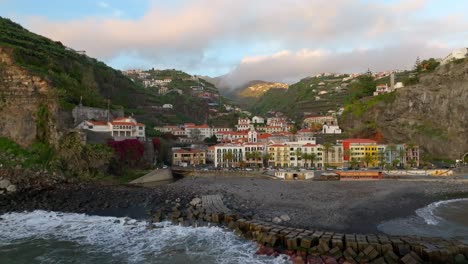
xmin=262 ymin=153 xmax=273 ymax=167
xmin=302 ymin=153 xmax=317 ymax=168
xmin=392 ymin=159 xmax=400 ymax=169
xmin=414 ymin=56 xmax=421 ymax=72
xmin=204 ymin=135 xmax=218 ymax=144
xmin=322 ymin=143 xmax=334 ymax=168
xmin=377 ymin=150 xmax=386 ymax=169
xmin=350 ymin=158 xmax=359 ymax=169
xmin=408 ymin=158 xmax=417 ymax=168
xmin=222 ymin=151 xmax=234 ymax=168
xmin=363 ymin=153 xmax=375 ymax=168
xmin=189 ymin=129 xmax=202 ymax=141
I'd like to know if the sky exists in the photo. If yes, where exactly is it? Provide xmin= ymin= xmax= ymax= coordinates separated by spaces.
xmin=1 ymin=0 xmax=467 ymax=88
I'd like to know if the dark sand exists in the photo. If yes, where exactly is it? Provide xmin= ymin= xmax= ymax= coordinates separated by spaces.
xmin=1 ymin=176 xmax=468 ymax=234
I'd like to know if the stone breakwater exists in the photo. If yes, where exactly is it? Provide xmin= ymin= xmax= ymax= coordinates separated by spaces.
xmin=151 ymin=196 xmax=468 ymax=264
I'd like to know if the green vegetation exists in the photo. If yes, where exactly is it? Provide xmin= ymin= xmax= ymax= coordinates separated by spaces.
xmin=0 ymin=17 xmax=151 ymax=110
xmin=0 ymin=137 xmax=54 ymax=169
xmin=250 ymin=74 xmax=351 ymax=118
xmin=343 ymin=92 xmax=396 ymax=117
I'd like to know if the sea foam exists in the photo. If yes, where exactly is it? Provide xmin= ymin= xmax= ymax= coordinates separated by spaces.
xmin=0 ymin=210 xmax=290 ymax=264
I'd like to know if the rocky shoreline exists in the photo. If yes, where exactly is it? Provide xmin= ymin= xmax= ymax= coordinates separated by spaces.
xmin=1 ymin=174 xmax=468 ymax=263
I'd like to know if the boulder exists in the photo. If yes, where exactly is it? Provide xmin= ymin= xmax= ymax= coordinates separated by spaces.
xmin=272 ymin=217 xmax=282 ymax=224
xmin=190 ymin=197 xmax=202 ymax=206
xmin=280 ymin=214 xmax=291 ymax=222
xmin=0 ymin=179 xmax=10 ymax=189
xmin=6 ymin=184 xmax=17 ymax=193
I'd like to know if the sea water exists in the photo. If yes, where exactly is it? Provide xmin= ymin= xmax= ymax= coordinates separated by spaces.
xmin=378 ymin=198 xmax=468 ymax=243
xmin=0 ymin=211 xmax=290 ymax=264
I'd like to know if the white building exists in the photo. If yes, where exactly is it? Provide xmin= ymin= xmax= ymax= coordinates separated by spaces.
xmin=214 ymin=144 xmax=245 ymax=168
xmin=77 ymin=117 xmax=145 ymax=140
xmin=236 ymin=118 xmax=253 ymax=131
xmin=252 ymin=116 xmax=265 ymax=124
xmin=163 ymin=104 xmax=173 ymax=109
xmin=185 ymin=124 xmax=212 ymax=139
xmin=322 ymin=124 xmax=342 ymax=134
xmin=441 ymin=48 xmax=468 ymax=65
xmin=110 ymin=117 xmax=146 ymax=140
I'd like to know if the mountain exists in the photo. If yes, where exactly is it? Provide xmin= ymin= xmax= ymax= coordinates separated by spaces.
xmin=236 ymin=80 xmax=288 ymax=98
xmin=340 ymin=58 xmax=468 ymax=161
xmin=0 ymin=17 xmax=224 ymax=146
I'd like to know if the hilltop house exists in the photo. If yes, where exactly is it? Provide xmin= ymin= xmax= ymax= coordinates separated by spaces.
xmin=76 ymin=116 xmax=146 ymax=141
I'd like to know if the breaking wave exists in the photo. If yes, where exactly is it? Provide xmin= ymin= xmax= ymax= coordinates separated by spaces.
xmin=0 ymin=211 xmax=290 ymax=264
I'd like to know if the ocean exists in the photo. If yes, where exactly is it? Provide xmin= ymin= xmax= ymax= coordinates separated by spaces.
xmin=378 ymin=198 xmax=468 ymax=243
xmin=0 ymin=211 xmax=290 ymax=264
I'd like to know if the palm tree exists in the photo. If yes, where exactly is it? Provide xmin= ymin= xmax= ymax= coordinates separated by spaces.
xmin=262 ymin=153 xmax=273 ymax=168
xmin=309 ymin=153 xmax=317 ymax=168
xmin=363 ymin=153 xmax=375 ymax=168
xmin=377 ymin=150 xmax=386 ymax=169
xmin=251 ymin=151 xmax=262 ymax=167
xmin=344 ymin=148 xmax=353 ymax=168
xmin=350 ymin=158 xmax=359 ymax=169
xmin=322 ymin=142 xmax=334 ymax=168
xmin=223 ymin=152 xmax=234 ymax=168
xmin=295 ymin=149 xmax=302 ymax=167
xmin=408 ymin=158 xmax=417 ymax=169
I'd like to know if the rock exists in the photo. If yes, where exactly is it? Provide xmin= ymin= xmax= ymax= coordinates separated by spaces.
xmin=272 ymin=217 xmax=282 ymax=224
xmin=190 ymin=197 xmax=202 ymax=206
xmin=455 ymin=254 xmax=468 ymax=264
xmin=0 ymin=179 xmax=11 ymax=189
xmin=280 ymin=214 xmax=291 ymax=222
xmin=175 ymin=197 xmax=181 ymax=203
xmin=6 ymin=185 xmax=17 ymax=193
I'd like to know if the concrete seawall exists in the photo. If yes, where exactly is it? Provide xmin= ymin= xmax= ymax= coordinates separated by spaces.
xmin=130 ymin=169 xmax=172 ymax=184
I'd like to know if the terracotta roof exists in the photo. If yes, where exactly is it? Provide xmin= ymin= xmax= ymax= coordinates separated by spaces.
xmin=302 ymin=143 xmax=318 ymax=147
xmin=342 ymin=138 xmax=377 ymax=143
xmin=186 ymin=124 xmax=210 ymax=129
xmin=110 ymin=122 xmax=144 ymax=127
xmin=269 ymin=144 xmax=286 ymax=147
xmin=88 ymin=121 xmax=108 ymax=126
xmin=258 ymin=133 xmax=272 ymax=139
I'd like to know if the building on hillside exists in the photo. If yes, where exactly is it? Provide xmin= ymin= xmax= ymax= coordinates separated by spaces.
xmin=236 ymin=118 xmax=253 ymax=131
xmin=247 ymin=130 xmax=258 ymax=143
xmin=172 ymin=148 xmax=206 ymax=167
xmin=441 ymin=48 xmax=468 ymax=65
xmin=303 ymin=115 xmax=337 ymax=127
xmin=214 ymin=144 xmax=245 ymax=168
xmin=296 ymin=129 xmax=316 ymax=143
xmin=252 ymin=116 xmax=265 ymax=124
xmin=322 ymin=124 xmax=342 ymax=134
xmin=267 ymin=117 xmax=288 ymax=127
xmin=110 ymin=117 xmax=146 ymax=141
xmin=77 ymin=117 xmax=146 ymax=141
xmin=373 ymin=84 xmax=389 ymax=96
xmin=184 ymin=124 xmax=212 ymax=140
xmin=162 ymin=104 xmax=173 ymax=109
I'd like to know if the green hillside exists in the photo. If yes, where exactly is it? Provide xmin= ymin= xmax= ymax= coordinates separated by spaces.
xmin=0 ymin=17 xmax=227 ymax=126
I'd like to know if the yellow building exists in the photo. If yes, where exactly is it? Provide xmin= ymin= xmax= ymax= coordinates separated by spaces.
xmin=172 ymin=148 xmax=206 ymax=167
xmin=342 ymin=139 xmax=378 ymax=167
xmin=268 ymin=144 xmax=290 ymax=168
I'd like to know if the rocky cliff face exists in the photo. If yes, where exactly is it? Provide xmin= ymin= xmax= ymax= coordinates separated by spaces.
xmin=341 ymin=60 xmax=468 ymax=160
xmin=0 ymin=47 xmax=61 ymax=146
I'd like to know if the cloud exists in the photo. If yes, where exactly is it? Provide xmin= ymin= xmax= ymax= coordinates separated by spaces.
xmin=21 ymin=0 xmax=468 ymax=88
xmin=97 ymin=1 xmax=109 ymax=8
xmin=218 ymin=42 xmax=451 ymax=88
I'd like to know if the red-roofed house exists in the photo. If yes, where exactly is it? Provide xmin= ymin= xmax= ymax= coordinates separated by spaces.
xmin=76 ymin=116 xmax=145 ymax=141
xmin=172 ymin=148 xmax=206 ymax=167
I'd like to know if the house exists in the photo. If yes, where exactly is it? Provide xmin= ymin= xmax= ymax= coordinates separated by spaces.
xmin=252 ymin=116 xmax=265 ymax=124
xmin=296 ymin=129 xmax=316 ymax=143
xmin=172 ymin=148 xmax=206 ymax=167
xmin=184 ymin=124 xmax=212 ymax=140
xmin=77 ymin=117 xmax=145 ymax=141
xmin=162 ymin=104 xmax=173 ymax=109
xmin=441 ymin=48 xmax=468 ymax=65
xmin=318 ymin=90 xmax=328 ymax=95
xmin=110 ymin=117 xmax=146 ymax=140
xmin=373 ymin=84 xmax=389 ymax=96
xmin=236 ymin=118 xmax=253 ymax=131
xmin=322 ymin=124 xmax=342 ymax=134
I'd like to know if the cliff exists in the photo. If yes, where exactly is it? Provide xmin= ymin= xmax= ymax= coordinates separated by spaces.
xmin=341 ymin=60 xmax=468 ymax=160
xmin=0 ymin=47 xmax=61 ymax=146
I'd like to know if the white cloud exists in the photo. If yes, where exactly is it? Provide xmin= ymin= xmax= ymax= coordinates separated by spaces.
xmin=97 ymin=1 xmax=109 ymax=8
xmin=21 ymin=0 xmax=468 ymax=87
